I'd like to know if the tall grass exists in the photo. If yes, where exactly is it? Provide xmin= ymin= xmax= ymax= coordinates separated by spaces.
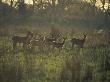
xmin=0 ymin=27 xmax=110 ymax=82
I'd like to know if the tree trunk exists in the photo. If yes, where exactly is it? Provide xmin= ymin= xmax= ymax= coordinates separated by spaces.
xmin=33 ymin=0 xmax=35 ymax=12
xmin=100 ymin=0 xmax=105 ymax=10
xmin=10 ymin=0 xmax=14 ymax=8
xmin=0 ymin=0 xmax=2 ymax=3
xmin=52 ymin=0 xmax=56 ymax=7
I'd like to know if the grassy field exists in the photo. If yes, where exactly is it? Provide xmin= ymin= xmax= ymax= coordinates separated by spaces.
xmin=0 ymin=24 xmax=110 ymax=82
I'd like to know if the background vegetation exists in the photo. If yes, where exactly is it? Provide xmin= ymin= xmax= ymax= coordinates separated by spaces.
xmin=0 ymin=0 xmax=110 ymax=82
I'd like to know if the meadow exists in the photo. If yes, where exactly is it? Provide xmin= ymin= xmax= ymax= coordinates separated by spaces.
xmin=0 ymin=23 xmax=110 ymax=82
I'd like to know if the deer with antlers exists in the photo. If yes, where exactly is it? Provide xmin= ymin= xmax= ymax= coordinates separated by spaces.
xmin=71 ymin=34 xmax=87 ymax=49
xmin=12 ymin=31 xmax=33 ymax=49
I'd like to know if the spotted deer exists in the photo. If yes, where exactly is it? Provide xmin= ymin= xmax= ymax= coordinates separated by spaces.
xmin=29 ymin=34 xmax=45 ymax=49
xmin=29 ymin=34 xmax=58 ymax=51
xmin=44 ymin=37 xmax=57 ymax=46
xmin=52 ymin=37 xmax=67 ymax=52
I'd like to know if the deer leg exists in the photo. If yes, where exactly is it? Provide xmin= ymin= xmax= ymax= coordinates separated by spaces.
xmin=58 ymin=48 xmax=60 ymax=53
xmin=59 ymin=47 xmax=62 ymax=53
xmin=80 ymin=44 xmax=83 ymax=49
xmin=23 ymin=43 xmax=25 ymax=48
xmin=51 ymin=45 xmax=55 ymax=53
xmin=71 ymin=43 xmax=74 ymax=49
xmin=80 ymin=45 xmax=84 ymax=54
xmin=39 ymin=46 xmax=42 ymax=52
xmin=13 ymin=42 xmax=16 ymax=49
xmin=48 ymin=45 xmax=52 ymax=51
xmin=80 ymin=48 xmax=83 ymax=55
xmin=23 ymin=43 xmax=26 ymax=49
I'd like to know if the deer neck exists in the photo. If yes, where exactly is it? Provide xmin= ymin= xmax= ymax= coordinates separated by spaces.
xmin=82 ymin=36 xmax=86 ymax=42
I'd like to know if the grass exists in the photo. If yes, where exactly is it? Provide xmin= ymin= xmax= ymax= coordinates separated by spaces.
xmin=0 ymin=26 xmax=110 ymax=82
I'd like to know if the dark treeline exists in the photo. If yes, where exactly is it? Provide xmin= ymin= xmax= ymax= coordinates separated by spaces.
xmin=0 ymin=0 xmax=110 ymax=27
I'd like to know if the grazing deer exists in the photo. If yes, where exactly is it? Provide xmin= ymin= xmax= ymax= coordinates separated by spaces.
xmin=52 ymin=37 xmax=67 ymax=52
xmin=29 ymin=34 xmax=58 ymax=51
xmin=12 ymin=31 xmax=33 ymax=49
xmin=44 ymin=37 xmax=57 ymax=46
xmin=29 ymin=34 xmax=45 ymax=49
xmin=33 ymin=33 xmax=42 ymax=39
xmin=71 ymin=34 xmax=87 ymax=49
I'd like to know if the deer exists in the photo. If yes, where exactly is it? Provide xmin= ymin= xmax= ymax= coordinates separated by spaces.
xmin=32 ymin=33 xmax=42 ymax=40
xmin=12 ymin=31 xmax=33 ymax=49
xmin=29 ymin=34 xmax=45 ymax=49
xmin=43 ymin=32 xmax=59 ymax=47
xmin=44 ymin=28 xmax=61 ymax=46
xmin=71 ymin=34 xmax=87 ymax=49
xmin=44 ymin=37 xmax=57 ymax=46
xmin=52 ymin=37 xmax=67 ymax=52
xmin=28 ymin=33 xmax=58 ymax=51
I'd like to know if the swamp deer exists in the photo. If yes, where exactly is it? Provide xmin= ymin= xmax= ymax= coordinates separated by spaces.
xmin=71 ymin=34 xmax=87 ymax=49
xmin=12 ymin=31 xmax=33 ymax=49
xmin=52 ymin=37 xmax=66 ymax=52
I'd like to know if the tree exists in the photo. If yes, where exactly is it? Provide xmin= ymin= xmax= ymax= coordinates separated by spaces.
xmin=18 ymin=0 xmax=26 ymax=16
xmin=33 ymin=0 xmax=35 ymax=12
xmin=0 ymin=0 xmax=2 ymax=3
xmin=90 ymin=0 xmax=97 ymax=6
xmin=104 ymin=0 xmax=110 ymax=23
xmin=52 ymin=0 xmax=56 ymax=7
xmin=100 ymin=0 xmax=105 ymax=10
xmin=90 ymin=0 xmax=97 ymax=15
xmin=10 ymin=0 xmax=15 ymax=8
xmin=58 ymin=0 xmax=73 ymax=8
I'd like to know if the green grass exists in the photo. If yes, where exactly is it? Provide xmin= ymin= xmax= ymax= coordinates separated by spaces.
xmin=0 ymin=27 xmax=110 ymax=82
